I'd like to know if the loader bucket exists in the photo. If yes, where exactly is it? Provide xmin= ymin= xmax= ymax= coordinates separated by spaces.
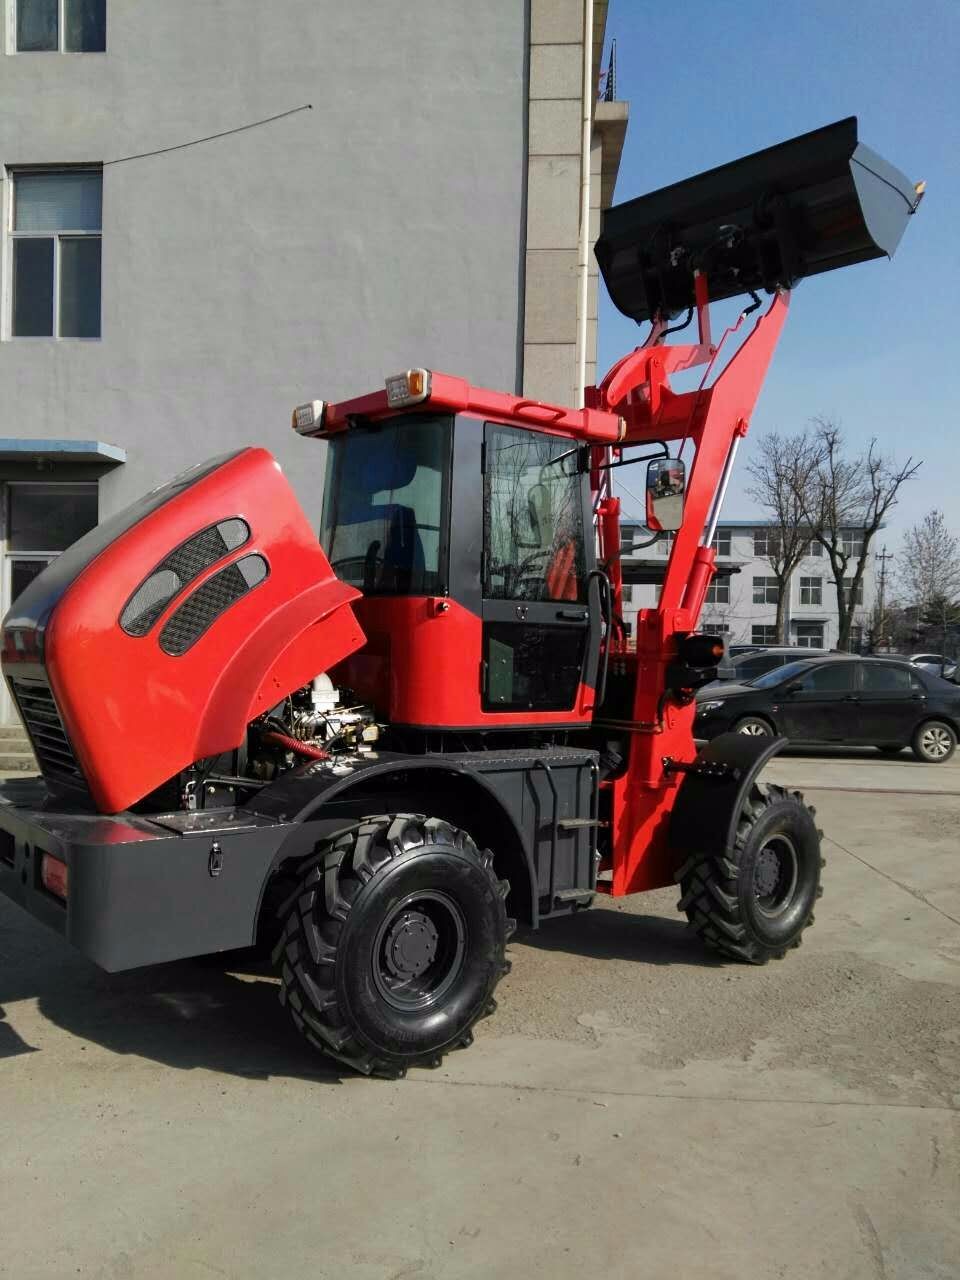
xmin=595 ymin=117 xmax=922 ymax=323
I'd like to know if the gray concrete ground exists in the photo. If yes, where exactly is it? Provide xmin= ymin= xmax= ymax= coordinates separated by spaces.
xmin=1 ymin=753 xmax=958 ymax=1279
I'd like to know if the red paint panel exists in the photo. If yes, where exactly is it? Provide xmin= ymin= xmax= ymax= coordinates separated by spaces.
xmin=36 ymin=449 xmax=364 ymax=813
xmin=335 ymin=596 xmax=595 ymax=728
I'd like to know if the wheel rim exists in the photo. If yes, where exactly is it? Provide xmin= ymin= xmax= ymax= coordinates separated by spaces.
xmin=738 ymin=720 xmax=769 ymax=736
xmin=372 ymin=889 xmax=467 ymax=1012
xmin=921 ymin=725 xmax=952 ymax=759
xmin=752 ymin=833 xmax=799 ymax=917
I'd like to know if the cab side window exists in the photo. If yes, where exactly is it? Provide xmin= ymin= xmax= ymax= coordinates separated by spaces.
xmin=483 ymin=427 xmax=585 ymax=603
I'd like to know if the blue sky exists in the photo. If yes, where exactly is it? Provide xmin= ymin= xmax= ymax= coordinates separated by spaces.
xmin=599 ymin=0 xmax=959 ymax=547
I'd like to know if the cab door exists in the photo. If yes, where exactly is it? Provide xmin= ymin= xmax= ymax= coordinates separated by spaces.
xmin=480 ymin=424 xmax=598 ymax=715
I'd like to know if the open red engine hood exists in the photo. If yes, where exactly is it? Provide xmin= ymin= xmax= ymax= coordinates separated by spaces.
xmin=2 ymin=448 xmax=365 ymax=813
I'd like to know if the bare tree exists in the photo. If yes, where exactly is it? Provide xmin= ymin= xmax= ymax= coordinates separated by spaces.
xmin=800 ymin=420 xmax=920 ymax=651
xmin=897 ymin=510 xmax=960 ymax=613
xmin=745 ymin=432 xmax=819 ymax=642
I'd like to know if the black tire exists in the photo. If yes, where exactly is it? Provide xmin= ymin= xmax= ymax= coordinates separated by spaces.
xmin=675 ymin=782 xmax=823 ymax=964
xmin=273 ymin=814 xmax=513 ymax=1077
xmin=732 ymin=716 xmax=774 ymax=738
xmin=911 ymin=719 xmax=957 ymax=764
xmin=877 ymin=744 xmax=904 ymax=756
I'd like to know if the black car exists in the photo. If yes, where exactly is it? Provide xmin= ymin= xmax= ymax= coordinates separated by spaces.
xmin=695 ymin=655 xmax=960 ymax=762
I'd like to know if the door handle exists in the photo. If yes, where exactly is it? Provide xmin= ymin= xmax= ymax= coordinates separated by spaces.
xmin=842 ymin=694 xmax=860 ymax=702
xmin=556 ymin=609 xmax=589 ymax=622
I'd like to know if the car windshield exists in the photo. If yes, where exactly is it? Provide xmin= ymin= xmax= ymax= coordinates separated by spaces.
xmin=747 ymin=659 xmax=816 ymax=690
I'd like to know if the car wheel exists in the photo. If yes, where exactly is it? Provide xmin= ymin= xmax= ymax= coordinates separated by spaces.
xmin=911 ymin=720 xmax=957 ymax=764
xmin=733 ymin=716 xmax=773 ymax=737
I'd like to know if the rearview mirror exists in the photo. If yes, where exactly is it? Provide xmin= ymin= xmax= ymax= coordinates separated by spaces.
xmin=645 ymin=458 xmax=686 ymax=532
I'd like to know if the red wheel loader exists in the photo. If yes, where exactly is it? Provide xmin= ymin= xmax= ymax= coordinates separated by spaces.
xmin=0 ymin=120 xmax=922 ymax=1076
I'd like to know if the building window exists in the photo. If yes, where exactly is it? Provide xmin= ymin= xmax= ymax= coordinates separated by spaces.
xmin=9 ymin=169 xmax=102 ymax=338
xmin=842 ymin=577 xmax=864 ymax=605
xmin=711 ymin=529 xmax=731 ymax=557
xmin=799 ymin=576 xmax=822 ymax=605
xmin=803 ymin=538 xmax=823 ymax=557
xmin=705 ymin=579 xmax=729 ymax=604
xmin=840 ymin=530 xmax=864 ymax=558
xmin=752 ymin=576 xmax=779 ymax=605
xmin=795 ymin=621 xmax=824 ymax=648
xmin=5 ymin=482 xmax=99 ymax=606
xmin=657 ymin=531 xmax=675 ymax=555
xmin=753 ymin=529 xmax=781 ymax=557
xmin=621 ymin=584 xmax=633 ymax=604
xmin=16 ymin=0 xmax=105 ymax=51
xmin=703 ymin=620 xmax=730 ymax=635
xmin=752 ymin=625 xmax=778 ymax=645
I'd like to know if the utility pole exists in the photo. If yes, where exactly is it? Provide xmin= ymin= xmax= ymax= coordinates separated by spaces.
xmin=876 ymin=545 xmax=894 ymax=650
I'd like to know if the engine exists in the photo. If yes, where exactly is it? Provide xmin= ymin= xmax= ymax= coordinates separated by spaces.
xmin=247 ymin=675 xmax=380 ymax=782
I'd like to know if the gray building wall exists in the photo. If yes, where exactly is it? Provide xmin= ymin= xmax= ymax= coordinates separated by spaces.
xmin=0 ymin=0 xmax=529 ymax=524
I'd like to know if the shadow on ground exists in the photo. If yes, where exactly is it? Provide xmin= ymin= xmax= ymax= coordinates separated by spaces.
xmin=518 ymin=902 xmax=721 ymax=967
xmin=0 ymin=899 xmax=342 ymax=1082
xmin=2 ymin=896 xmax=718 ymax=1080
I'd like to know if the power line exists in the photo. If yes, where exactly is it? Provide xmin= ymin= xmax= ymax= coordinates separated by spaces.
xmin=103 ymin=103 xmax=313 ymax=168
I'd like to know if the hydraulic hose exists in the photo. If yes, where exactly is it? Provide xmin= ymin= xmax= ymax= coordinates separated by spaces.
xmin=261 ymin=731 xmax=329 ymax=761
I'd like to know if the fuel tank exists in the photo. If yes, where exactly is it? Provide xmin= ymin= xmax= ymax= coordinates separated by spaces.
xmin=1 ymin=449 xmax=365 ymax=813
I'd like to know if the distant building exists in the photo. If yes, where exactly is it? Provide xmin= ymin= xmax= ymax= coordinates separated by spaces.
xmin=620 ymin=519 xmax=876 ymax=651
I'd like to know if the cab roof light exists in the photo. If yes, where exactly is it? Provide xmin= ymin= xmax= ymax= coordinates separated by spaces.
xmin=291 ymin=400 xmax=326 ymax=436
xmin=385 ymin=368 xmax=431 ymax=409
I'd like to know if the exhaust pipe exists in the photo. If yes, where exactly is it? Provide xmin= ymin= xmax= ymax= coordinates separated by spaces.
xmin=595 ymin=117 xmax=923 ymax=323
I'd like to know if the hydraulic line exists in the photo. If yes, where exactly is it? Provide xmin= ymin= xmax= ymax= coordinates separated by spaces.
xmin=261 ymin=731 xmax=329 ymax=761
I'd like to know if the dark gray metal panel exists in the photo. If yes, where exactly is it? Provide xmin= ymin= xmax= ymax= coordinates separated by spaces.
xmin=670 ymin=732 xmax=787 ymax=859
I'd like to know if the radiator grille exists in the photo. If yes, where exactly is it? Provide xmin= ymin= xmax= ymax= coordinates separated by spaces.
xmin=9 ymin=677 xmax=84 ymax=785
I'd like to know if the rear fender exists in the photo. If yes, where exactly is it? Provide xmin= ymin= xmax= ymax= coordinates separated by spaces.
xmin=670 ymin=732 xmax=787 ymax=859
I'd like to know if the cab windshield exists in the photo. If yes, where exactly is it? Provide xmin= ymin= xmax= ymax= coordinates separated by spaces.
xmin=320 ymin=415 xmax=452 ymax=595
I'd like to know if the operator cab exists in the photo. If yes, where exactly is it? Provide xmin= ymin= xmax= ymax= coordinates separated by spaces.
xmin=319 ymin=407 xmax=602 ymax=731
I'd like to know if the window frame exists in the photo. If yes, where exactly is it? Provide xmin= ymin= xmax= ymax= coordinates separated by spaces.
xmin=5 ymin=166 xmax=103 ymax=341
xmin=842 ymin=577 xmax=864 ymax=606
xmin=711 ymin=529 xmax=731 ymax=557
xmin=752 ymin=575 xmax=779 ymax=605
xmin=753 ymin=528 xmax=781 ymax=558
xmin=751 ymin=624 xmax=779 ymax=646
xmin=12 ymin=0 xmax=106 ymax=53
xmin=705 ymin=578 xmax=729 ymax=605
xmin=799 ymin=576 xmax=822 ymax=606
xmin=794 ymin=621 xmax=825 ymax=649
